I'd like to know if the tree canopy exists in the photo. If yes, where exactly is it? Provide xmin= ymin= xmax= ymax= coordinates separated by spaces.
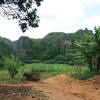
xmin=0 ymin=0 xmax=43 ymax=32
xmin=74 ymin=26 xmax=100 ymax=71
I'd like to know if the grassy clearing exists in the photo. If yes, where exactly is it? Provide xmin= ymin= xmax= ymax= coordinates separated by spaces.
xmin=0 ymin=63 xmax=69 ymax=82
xmin=20 ymin=63 xmax=71 ymax=80
xmin=1 ymin=63 xmax=100 ymax=82
xmin=0 ymin=69 xmax=23 ymax=83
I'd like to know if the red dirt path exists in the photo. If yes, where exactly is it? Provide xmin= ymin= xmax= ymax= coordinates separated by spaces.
xmin=1 ymin=73 xmax=100 ymax=100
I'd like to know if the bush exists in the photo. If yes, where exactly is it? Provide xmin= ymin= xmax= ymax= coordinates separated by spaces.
xmin=55 ymin=55 xmax=65 ymax=61
xmin=24 ymin=60 xmax=42 ymax=64
xmin=43 ymin=60 xmax=55 ymax=64
xmin=3 ymin=54 xmax=21 ymax=78
xmin=70 ymin=69 xmax=100 ymax=80
xmin=21 ymin=63 xmax=25 ymax=66
xmin=28 ymin=65 xmax=39 ymax=72
xmin=0 ymin=61 xmax=4 ymax=68
xmin=43 ymin=60 xmax=67 ymax=64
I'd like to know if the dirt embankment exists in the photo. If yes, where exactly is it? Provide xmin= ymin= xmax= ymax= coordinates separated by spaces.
xmin=1 ymin=73 xmax=100 ymax=100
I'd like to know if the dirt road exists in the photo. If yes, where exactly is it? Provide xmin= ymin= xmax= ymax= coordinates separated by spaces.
xmin=1 ymin=73 xmax=100 ymax=100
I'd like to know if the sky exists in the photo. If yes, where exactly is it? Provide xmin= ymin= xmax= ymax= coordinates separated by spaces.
xmin=0 ymin=0 xmax=100 ymax=41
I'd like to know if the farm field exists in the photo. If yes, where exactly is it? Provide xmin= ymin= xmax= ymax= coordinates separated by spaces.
xmin=0 ymin=63 xmax=89 ymax=83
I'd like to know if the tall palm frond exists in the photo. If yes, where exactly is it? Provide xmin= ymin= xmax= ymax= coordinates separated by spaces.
xmin=83 ymin=33 xmax=94 ymax=42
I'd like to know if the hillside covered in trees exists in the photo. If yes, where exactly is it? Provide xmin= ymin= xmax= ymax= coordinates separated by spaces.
xmin=0 ymin=28 xmax=93 ymax=68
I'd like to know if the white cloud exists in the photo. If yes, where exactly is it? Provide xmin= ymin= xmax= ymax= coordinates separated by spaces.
xmin=0 ymin=18 xmax=51 ymax=41
xmin=1 ymin=0 xmax=100 ymax=41
xmin=80 ymin=0 xmax=100 ymax=7
xmin=80 ymin=0 xmax=100 ymax=3
xmin=0 ymin=0 xmax=86 ymax=41
xmin=85 ymin=15 xmax=100 ymax=32
xmin=0 ymin=17 xmax=65 ymax=41
xmin=25 ymin=18 xmax=67 ymax=39
xmin=0 ymin=18 xmax=24 ymax=41
xmin=38 ymin=0 xmax=85 ymax=25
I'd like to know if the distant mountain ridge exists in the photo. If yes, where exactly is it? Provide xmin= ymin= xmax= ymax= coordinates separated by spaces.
xmin=0 ymin=28 xmax=93 ymax=63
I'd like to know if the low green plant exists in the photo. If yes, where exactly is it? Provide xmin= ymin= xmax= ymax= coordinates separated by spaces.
xmin=0 ymin=60 xmax=4 ymax=69
xmin=28 ymin=65 xmax=39 ymax=72
xmin=70 ymin=69 xmax=100 ymax=80
xmin=28 ymin=64 xmax=63 ymax=72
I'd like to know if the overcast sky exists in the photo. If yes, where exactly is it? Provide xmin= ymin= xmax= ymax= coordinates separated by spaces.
xmin=0 ymin=0 xmax=100 ymax=41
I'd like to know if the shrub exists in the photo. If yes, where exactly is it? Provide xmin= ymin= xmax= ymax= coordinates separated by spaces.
xmin=3 ymin=54 xmax=21 ymax=78
xmin=70 ymin=69 xmax=100 ymax=80
xmin=28 ymin=65 xmax=39 ymax=72
xmin=0 ymin=61 xmax=4 ymax=68
xmin=24 ymin=60 xmax=41 ymax=64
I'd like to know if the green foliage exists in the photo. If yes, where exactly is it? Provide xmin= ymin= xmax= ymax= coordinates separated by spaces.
xmin=0 ymin=69 xmax=23 ymax=82
xmin=19 ymin=66 xmax=28 ymax=73
xmin=0 ymin=63 xmax=94 ymax=82
xmin=42 ymin=60 xmax=67 ymax=64
xmin=55 ymin=55 xmax=65 ymax=61
xmin=20 ymin=30 xmax=92 ymax=63
xmin=65 ymin=53 xmax=75 ymax=65
xmin=74 ymin=31 xmax=97 ymax=71
xmin=28 ymin=64 xmax=65 ymax=73
xmin=0 ymin=29 xmax=94 ymax=67
xmin=0 ymin=0 xmax=43 ymax=32
xmin=0 ymin=60 xmax=4 ymax=68
xmin=3 ymin=54 xmax=21 ymax=78
xmin=83 ymin=33 xmax=94 ymax=42
xmin=74 ymin=26 xmax=100 ymax=71
xmin=70 ymin=69 xmax=100 ymax=80
xmin=0 ymin=37 xmax=17 ymax=68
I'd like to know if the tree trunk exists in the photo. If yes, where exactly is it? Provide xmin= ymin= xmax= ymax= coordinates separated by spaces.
xmin=97 ymin=54 xmax=100 ymax=70
xmin=79 ymin=64 xmax=81 ymax=74
xmin=77 ymin=61 xmax=78 ymax=72
xmin=90 ymin=65 xmax=93 ymax=71
xmin=89 ymin=60 xmax=93 ymax=71
xmin=94 ymin=55 xmax=95 ymax=69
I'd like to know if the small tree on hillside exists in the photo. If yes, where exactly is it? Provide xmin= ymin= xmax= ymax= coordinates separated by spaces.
xmin=4 ymin=54 xmax=21 ymax=78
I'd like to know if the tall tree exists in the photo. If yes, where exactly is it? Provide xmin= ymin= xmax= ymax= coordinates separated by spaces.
xmin=0 ymin=0 xmax=43 ymax=32
xmin=74 ymin=37 xmax=96 ymax=71
xmin=84 ymin=26 xmax=100 ymax=70
xmin=74 ymin=26 xmax=100 ymax=70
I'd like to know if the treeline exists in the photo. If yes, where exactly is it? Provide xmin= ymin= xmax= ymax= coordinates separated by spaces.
xmin=19 ymin=29 xmax=93 ymax=65
xmin=0 ymin=28 xmax=93 ymax=68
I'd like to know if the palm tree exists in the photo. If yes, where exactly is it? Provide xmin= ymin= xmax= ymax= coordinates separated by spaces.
xmin=84 ymin=26 xmax=100 ymax=70
xmin=74 ymin=37 xmax=96 ymax=71
xmin=74 ymin=26 xmax=100 ymax=70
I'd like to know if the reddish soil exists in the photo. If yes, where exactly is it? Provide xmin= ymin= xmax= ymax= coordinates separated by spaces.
xmin=1 ymin=73 xmax=100 ymax=100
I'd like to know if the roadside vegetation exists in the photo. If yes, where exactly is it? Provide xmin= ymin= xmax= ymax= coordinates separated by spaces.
xmin=1 ymin=62 xmax=100 ymax=81
xmin=0 ymin=63 xmax=90 ymax=83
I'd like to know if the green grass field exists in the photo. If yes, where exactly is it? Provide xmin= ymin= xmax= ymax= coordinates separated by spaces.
xmin=0 ymin=63 xmax=90 ymax=83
